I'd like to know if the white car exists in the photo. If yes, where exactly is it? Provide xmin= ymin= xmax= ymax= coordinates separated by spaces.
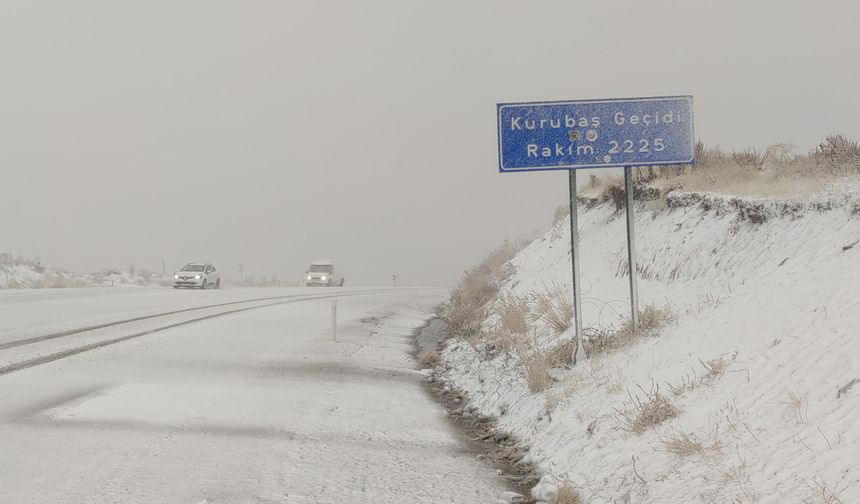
xmin=173 ymin=263 xmax=220 ymax=289
xmin=305 ymin=260 xmax=344 ymax=287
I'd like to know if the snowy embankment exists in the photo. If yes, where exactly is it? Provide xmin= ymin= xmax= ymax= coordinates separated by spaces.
xmin=439 ymin=185 xmax=860 ymax=503
xmin=0 ymin=254 xmax=168 ymax=289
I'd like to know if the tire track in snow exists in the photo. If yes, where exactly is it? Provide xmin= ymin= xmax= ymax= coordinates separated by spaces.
xmin=0 ymin=290 xmax=390 ymax=377
xmin=0 ymin=290 xmax=380 ymax=351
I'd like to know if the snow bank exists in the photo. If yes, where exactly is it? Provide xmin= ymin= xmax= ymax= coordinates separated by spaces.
xmin=0 ymin=254 xmax=168 ymax=289
xmin=440 ymin=187 xmax=860 ymax=503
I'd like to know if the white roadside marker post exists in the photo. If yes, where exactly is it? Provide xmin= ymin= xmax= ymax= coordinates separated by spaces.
xmin=569 ymin=171 xmax=586 ymax=364
xmin=331 ymin=300 xmax=338 ymax=342
xmin=624 ymin=167 xmax=640 ymax=330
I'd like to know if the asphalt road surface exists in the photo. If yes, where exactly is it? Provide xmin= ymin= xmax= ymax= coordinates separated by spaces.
xmin=0 ymin=287 xmax=506 ymax=503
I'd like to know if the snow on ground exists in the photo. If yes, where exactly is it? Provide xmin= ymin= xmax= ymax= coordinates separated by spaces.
xmin=440 ymin=187 xmax=860 ymax=503
xmin=0 ymin=289 xmax=510 ymax=503
xmin=0 ymin=254 xmax=168 ymax=289
xmin=0 ymin=286 xmax=360 ymax=344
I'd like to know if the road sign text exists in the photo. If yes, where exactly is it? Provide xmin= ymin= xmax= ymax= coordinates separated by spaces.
xmin=497 ymin=96 xmax=694 ymax=172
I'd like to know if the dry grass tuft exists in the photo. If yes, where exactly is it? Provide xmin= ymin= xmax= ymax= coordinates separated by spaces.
xmin=495 ymin=294 xmax=530 ymax=336
xmin=645 ymin=136 xmax=860 ymax=197
xmin=548 ymin=339 xmax=577 ymax=367
xmin=554 ymin=483 xmax=583 ymax=504
xmin=701 ymin=356 xmax=728 ymax=379
xmin=724 ymin=462 xmax=760 ymax=504
xmin=803 ymin=476 xmax=847 ymax=504
xmin=668 ymin=355 xmax=731 ymax=396
xmin=480 ymin=295 xmax=532 ymax=356
xmin=657 ymin=429 xmax=704 ymax=456
xmin=482 ymin=329 xmax=515 ymax=354
xmin=585 ymin=304 xmax=675 ymax=356
xmin=616 ymin=384 xmax=680 ymax=433
xmin=443 ymin=241 xmax=525 ymax=339
xmin=543 ymin=392 xmax=563 ymax=413
xmin=638 ymin=304 xmax=676 ymax=332
xmin=815 ymin=134 xmax=860 ymax=172
xmin=517 ymin=337 xmax=579 ymax=394
xmin=533 ymin=284 xmax=575 ymax=335
xmin=573 ymin=405 xmax=597 ymax=423
xmin=656 ymin=427 xmax=722 ymax=457
xmin=579 ymin=136 xmax=860 ymax=200
xmin=552 ymin=204 xmax=571 ymax=226
xmin=731 ymin=148 xmax=765 ymax=169
xmin=417 ymin=350 xmax=440 ymax=368
xmin=667 ymin=373 xmax=698 ymax=397
xmin=544 ymin=376 xmax=583 ymax=412
xmin=606 ymin=369 xmax=626 ymax=394
xmin=782 ymin=386 xmax=809 ymax=424
xmin=522 ymin=354 xmax=552 ymax=393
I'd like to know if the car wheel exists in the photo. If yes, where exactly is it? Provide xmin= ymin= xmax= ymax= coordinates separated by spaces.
xmin=173 ymin=286 xmax=179 ymax=289
xmin=200 ymin=279 xmax=207 ymax=290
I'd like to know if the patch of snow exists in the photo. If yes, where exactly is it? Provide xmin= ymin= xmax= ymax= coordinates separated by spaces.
xmin=441 ymin=190 xmax=860 ymax=503
xmin=0 ymin=254 xmax=169 ymax=289
xmin=0 ymin=289 xmax=508 ymax=503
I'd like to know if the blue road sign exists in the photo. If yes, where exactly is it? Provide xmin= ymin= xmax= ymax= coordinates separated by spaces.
xmin=497 ymin=96 xmax=694 ymax=172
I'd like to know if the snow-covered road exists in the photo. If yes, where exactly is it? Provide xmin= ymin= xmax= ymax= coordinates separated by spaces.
xmin=0 ymin=288 xmax=506 ymax=503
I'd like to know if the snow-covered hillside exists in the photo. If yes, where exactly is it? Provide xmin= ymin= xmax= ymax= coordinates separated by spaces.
xmin=0 ymin=254 xmax=168 ymax=289
xmin=440 ymin=185 xmax=860 ymax=503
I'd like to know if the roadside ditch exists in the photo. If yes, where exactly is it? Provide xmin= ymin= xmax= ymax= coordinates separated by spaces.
xmin=413 ymin=313 xmax=540 ymax=503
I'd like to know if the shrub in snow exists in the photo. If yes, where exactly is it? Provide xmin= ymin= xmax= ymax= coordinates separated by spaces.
xmin=443 ymin=241 xmax=525 ymax=340
xmin=584 ymin=303 xmax=674 ymax=356
xmin=815 ymin=134 xmax=860 ymax=172
xmin=532 ymin=285 xmax=574 ymax=335
xmin=615 ymin=384 xmax=679 ymax=434
xmin=656 ymin=427 xmax=722 ymax=458
xmin=495 ymin=294 xmax=530 ymax=336
xmin=554 ymin=483 xmax=583 ymax=504
xmin=782 ymin=386 xmax=809 ymax=424
xmin=520 ymin=354 xmax=552 ymax=393
xmin=417 ymin=350 xmax=440 ymax=368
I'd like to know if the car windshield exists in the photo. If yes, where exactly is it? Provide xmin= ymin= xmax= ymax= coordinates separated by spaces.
xmin=309 ymin=265 xmax=333 ymax=273
xmin=181 ymin=264 xmax=205 ymax=272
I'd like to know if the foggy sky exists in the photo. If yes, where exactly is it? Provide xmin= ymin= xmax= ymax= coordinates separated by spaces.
xmin=2 ymin=1 xmax=858 ymax=286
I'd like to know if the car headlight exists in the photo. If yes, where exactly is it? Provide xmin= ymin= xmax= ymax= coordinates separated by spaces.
xmin=195 ymin=275 xmax=202 ymax=280
xmin=174 ymin=274 xmax=179 ymax=279
xmin=307 ymin=276 xmax=312 ymax=280
xmin=321 ymin=276 xmax=327 ymax=281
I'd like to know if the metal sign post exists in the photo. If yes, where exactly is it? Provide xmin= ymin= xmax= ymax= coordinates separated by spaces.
xmin=568 ymin=171 xmax=586 ymax=363
xmin=624 ymin=167 xmax=640 ymax=330
xmin=496 ymin=95 xmax=694 ymax=362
